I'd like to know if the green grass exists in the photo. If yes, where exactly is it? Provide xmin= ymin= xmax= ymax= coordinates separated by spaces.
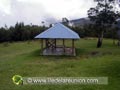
xmin=0 ymin=39 xmax=120 ymax=90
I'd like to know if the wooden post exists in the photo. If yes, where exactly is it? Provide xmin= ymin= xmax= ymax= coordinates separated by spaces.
xmin=45 ymin=39 xmax=46 ymax=48
xmin=72 ymin=39 xmax=74 ymax=55
xmin=40 ymin=39 xmax=43 ymax=55
xmin=55 ymin=39 xmax=56 ymax=48
xmin=41 ymin=39 xmax=43 ymax=51
xmin=46 ymin=39 xmax=49 ymax=48
xmin=63 ymin=39 xmax=65 ymax=53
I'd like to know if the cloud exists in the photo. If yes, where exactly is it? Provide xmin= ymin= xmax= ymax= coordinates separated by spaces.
xmin=17 ymin=0 xmax=96 ymax=19
xmin=0 ymin=0 xmax=97 ymax=27
xmin=0 ymin=0 xmax=11 ymax=14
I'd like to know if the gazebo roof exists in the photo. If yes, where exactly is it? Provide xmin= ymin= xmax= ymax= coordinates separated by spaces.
xmin=35 ymin=23 xmax=80 ymax=39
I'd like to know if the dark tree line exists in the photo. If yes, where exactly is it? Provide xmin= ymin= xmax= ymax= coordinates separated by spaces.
xmin=70 ymin=24 xmax=118 ymax=39
xmin=0 ymin=21 xmax=119 ymax=43
xmin=0 ymin=22 xmax=47 ymax=42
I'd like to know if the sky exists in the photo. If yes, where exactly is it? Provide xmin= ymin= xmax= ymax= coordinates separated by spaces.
xmin=0 ymin=0 xmax=119 ymax=27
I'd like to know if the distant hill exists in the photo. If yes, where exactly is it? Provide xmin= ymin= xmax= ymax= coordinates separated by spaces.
xmin=69 ymin=17 xmax=92 ymax=27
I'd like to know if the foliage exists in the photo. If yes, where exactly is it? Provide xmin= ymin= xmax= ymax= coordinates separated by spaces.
xmin=87 ymin=0 xmax=120 ymax=47
xmin=0 ymin=21 xmax=119 ymax=43
xmin=0 ymin=22 xmax=47 ymax=42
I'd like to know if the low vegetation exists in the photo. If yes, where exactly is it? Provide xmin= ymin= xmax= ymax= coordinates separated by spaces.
xmin=0 ymin=39 xmax=120 ymax=90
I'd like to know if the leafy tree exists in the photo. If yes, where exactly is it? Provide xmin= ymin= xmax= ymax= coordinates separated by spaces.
xmin=88 ymin=0 xmax=120 ymax=48
xmin=62 ymin=17 xmax=69 ymax=26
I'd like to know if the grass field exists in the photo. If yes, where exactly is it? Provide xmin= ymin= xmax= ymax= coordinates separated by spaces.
xmin=0 ymin=39 xmax=120 ymax=90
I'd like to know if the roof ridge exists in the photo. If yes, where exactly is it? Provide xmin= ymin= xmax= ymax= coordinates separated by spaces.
xmin=35 ymin=23 xmax=80 ymax=39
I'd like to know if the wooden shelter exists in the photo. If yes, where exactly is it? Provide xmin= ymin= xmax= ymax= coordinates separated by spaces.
xmin=35 ymin=23 xmax=80 ymax=56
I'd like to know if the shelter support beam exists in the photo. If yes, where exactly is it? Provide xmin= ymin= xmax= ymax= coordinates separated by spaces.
xmin=55 ymin=39 xmax=56 ymax=48
xmin=63 ymin=39 xmax=65 ymax=53
xmin=41 ymin=39 xmax=43 ymax=51
xmin=72 ymin=39 xmax=74 ymax=55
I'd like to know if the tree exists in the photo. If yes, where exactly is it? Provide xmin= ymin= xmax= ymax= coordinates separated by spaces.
xmin=88 ymin=0 xmax=120 ymax=48
xmin=62 ymin=17 xmax=69 ymax=26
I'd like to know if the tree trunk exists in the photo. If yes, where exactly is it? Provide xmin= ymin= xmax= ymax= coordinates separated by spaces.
xmin=113 ymin=38 xmax=116 ymax=45
xmin=118 ymin=39 xmax=120 ymax=46
xmin=112 ymin=29 xmax=116 ymax=45
xmin=97 ymin=31 xmax=104 ymax=48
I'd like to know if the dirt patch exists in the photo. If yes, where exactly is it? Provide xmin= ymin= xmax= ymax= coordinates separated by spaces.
xmin=90 ymin=51 xmax=112 ymax=57
xmin=91 ymin=51 xmax=100 ymax=56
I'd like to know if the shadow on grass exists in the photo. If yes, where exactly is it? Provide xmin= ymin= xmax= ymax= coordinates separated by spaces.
xmin=76 ymin=48 xmax=87 ymax=56
xmin=28 ymin=49 xmax=87 ymax=60
xmin=28 ymin=48 xmax=113 ymax=61
xmin=28 ymin=49 xmax=41 ymax=57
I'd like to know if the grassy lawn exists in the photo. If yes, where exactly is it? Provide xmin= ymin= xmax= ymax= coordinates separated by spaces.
xmin=0 ymin=39 xmax=120 ymax=90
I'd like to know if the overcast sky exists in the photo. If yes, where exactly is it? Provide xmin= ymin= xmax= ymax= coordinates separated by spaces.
xmin=0 ymin=0 xmax=101 ymax=27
